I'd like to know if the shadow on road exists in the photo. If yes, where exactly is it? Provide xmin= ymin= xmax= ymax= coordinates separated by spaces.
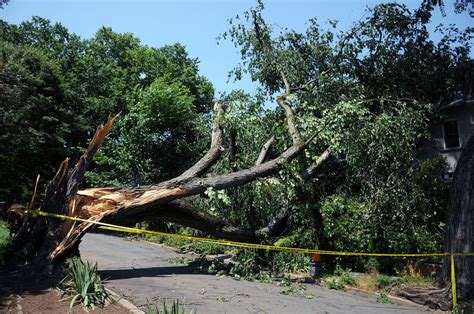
xmin=99 ymin=265 xmax=209 ymax=280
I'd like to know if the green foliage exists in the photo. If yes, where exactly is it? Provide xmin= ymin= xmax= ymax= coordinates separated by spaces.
xmin=279 ymin=281 xmax=312 ymax=298
xmin=166 ymin=257 xmax=195 ymax=265
xmin=334 ymin=265 xmax=357 ymax=287
xmin=320 ymin=195 xmax=371 ymax=253
xmin=326 ymin=278 xmax=345 ymax=291
xmin=0 ymin=41 xmax=86 ymax=202
xmin=151 ymin=230 xmax=309 ymax=282
xmin=146 ymin=299 xmax=195 ymax=314
xmin=215 ymin=1 xmax=467 ymax=273
xmin=230 ymin=249 xmax=266 ymax=279
xmin=320 ymin=156 xmax=449 ymax=270
xmin=1 ymin=2 xmax=470 ymax=281
xmin=324 ymin=265 xmax=357 ymax=290
xmin=61 ymin=257 xmax=108 ymax=310
xmin=346 ymin=103 xmax=430 ymax=187
xmin=272 ymin=252 xmax=311 ymax=274
xmin=230 ymin=248 xmax=308 ymax=281
xmin=0 ymin=18 xmax=214 ymax=200
xmin=375 ymin=275 xmax=402 ymax=289
xmin=400 ymin=269 xmax=434 ymax=287
xmin=377 ymin=293 xmax=394 ymax=304
xmin=0 ymin=220 xmax=11 ymax=265
xmin=89 ymin=77 xmax=202 ymax=186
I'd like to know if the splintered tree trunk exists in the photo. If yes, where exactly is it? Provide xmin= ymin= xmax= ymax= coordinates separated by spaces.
xmin=10 ymin=118 xmax=117 ymax=274
xmin=9 ymin=100 xmax=332 ymax=276
xmin=441 ymin=135 xmax=474 ymax=305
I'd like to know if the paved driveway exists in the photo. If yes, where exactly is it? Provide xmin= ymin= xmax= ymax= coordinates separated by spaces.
xmin=80 ymin=233 xmax=427 ymax=314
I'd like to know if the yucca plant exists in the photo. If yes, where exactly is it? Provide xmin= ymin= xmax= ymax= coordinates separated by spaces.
xmin=146 ymin=299 xmax=195 ymax=314
xmin=61 ymin=257 xmax=109 ymax=310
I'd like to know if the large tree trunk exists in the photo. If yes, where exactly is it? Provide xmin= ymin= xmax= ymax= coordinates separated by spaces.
xmin=10 ymin=117 xmax=117 ymax=274
xmin=9 ymin=98 xmax=331 ymax=275
xmin=399 ymin=136 xmax=474 ymax=309
xmin=440 ymin=135 xmax=474 ymax=305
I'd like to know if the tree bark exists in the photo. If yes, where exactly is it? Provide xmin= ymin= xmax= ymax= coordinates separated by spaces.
xmin=440 ymin=135 xmax=474 ymax=305
xmin=10 ymin=116 xmax=117 ymax=273
xmin=399 ymin=136 xmax=474 ymax=309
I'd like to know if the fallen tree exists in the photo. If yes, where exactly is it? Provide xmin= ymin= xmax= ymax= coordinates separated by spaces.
xmin=9 ymin=85 xmax=331 ymax=274
xmin=6 ymin=4 xmax=472 ymax=310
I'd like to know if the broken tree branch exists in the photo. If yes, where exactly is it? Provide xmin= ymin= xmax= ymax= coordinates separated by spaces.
xmin=166 ymin=102 xmax=225 ymax=183
xmin=303 ymin=147 xmax=332 ymax=182
xmin=99 ymin=198 xmax=288 ymax=243
xmin=255 ymin=136 xmax=275 ymax=165
xmin=276 ymin=96 xmax=303 ymax=146
xmin=67 ymin=92 xmax=309 ymax=232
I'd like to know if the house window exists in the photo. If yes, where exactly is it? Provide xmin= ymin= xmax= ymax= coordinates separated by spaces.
xmin=443 ymin=120 xmax=460 ymax=149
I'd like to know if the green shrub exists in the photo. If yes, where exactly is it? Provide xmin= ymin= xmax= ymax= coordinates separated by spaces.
xmin=272 ymin=252 xmax=311 ymax=274
xmin=375 ymin=275 xmax=402 ymax=289
xmin=324 ymin=265 xmax=357 ymax=290
xmin=142 ymin=229 xmax=227 ymax=255
xmin=401 ymin=271 xmax=434 ymax=286
xmin=61 ymin=257 xmax=108 ymax=310
xmin=231 ymin=249 xmax=264 ymax=279
xmin=320 ymin=156 xmax=449 ymax=273
xmin=376 ymin=293 xmax=394 ymax=304
xmin=326 ymin=278 xmax=345 ymax=290
xmin=0 ymin=220 xmax=11 ymax=265
xmin=320 ymin=196 xmax=371 ymax=254
xmin=334 ymin=265 xmax=357 ymax=287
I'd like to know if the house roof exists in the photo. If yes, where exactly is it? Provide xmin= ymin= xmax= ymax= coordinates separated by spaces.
xmin=440 ymin=97 xmax=474 ymax=111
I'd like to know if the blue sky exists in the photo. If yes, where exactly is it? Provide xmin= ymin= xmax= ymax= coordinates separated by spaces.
xmin=1 ymin=0 xmax=472 ymax=96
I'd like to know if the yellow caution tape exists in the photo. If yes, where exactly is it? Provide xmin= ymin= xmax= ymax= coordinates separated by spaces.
xmin=451 ymin=255 xmax=457 ymax=310
xmin=11 ymin=208 xmax=474 ymax=258
xmin=11 ymin=208 xmax=473 ymax=310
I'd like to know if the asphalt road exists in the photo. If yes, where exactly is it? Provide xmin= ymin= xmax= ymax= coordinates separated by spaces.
xmin=80 ymin=233 xmax=428 ymax=314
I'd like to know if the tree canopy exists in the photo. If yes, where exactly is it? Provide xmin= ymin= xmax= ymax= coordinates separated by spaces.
xmin=214 ymin=1 xmax=471 ymax=259
xmin=0 ymin=17 xmax=214 ymax=201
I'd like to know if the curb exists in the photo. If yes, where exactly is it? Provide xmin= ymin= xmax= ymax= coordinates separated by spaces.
xmin=345 ymin=287 xmax=431 ymax=310
xmin=105 ymin=287 xmax=144 ymax=314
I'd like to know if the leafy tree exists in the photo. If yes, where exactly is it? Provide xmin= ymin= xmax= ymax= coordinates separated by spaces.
xmin=0 ymin=18 xmax=215 ymax=200
xmin=0 ymin=41 xmax=81 ymax=202
xmin=219 ymin=1 xmax=471 ymax=259
xmin=0 ymin=0 xmax=8 ymax=9
xmin=87 ymin=78 xmax=203 ymax=186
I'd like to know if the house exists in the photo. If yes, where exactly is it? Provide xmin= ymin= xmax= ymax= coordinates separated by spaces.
xmin=428 ymin=97 xmax=474 ymax=178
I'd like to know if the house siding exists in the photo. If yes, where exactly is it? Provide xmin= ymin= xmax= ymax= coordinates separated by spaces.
xmin=429 ymin=101 xmax=474 ymax=173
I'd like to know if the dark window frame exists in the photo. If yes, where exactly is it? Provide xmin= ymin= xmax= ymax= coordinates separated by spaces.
xmin=443 ymin=120 xmax=461 ymax=149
